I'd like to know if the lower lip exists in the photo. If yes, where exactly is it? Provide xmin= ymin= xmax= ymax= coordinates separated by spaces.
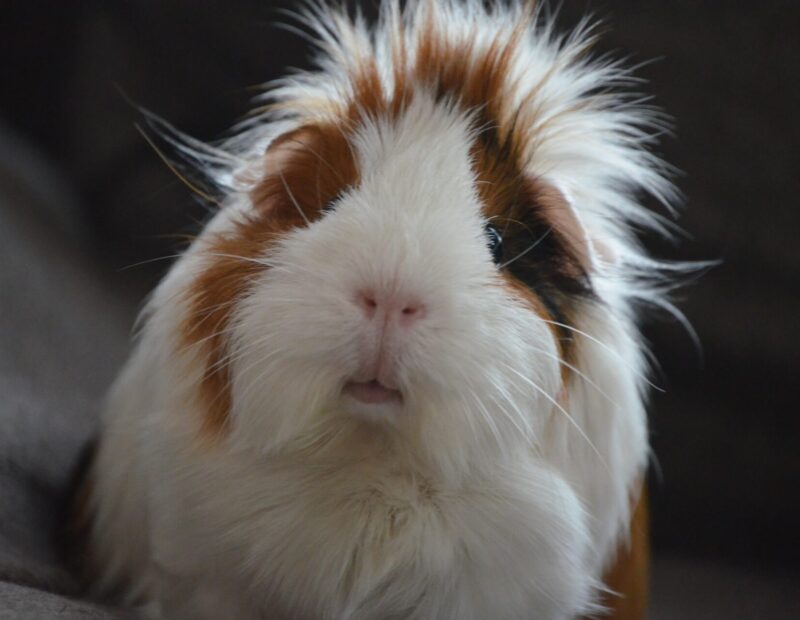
xmin=342 ymin=380 xmax=403 ymax=405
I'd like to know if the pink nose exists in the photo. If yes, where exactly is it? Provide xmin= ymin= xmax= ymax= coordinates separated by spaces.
xmin=357 ymin=290 xmax=426 ymax=326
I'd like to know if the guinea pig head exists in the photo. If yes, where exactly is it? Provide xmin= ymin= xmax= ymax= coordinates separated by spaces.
xmin=182 ymin=93 xmax=600 ymax=478
xmin=187 ymin=110 xmax=592 ymax=478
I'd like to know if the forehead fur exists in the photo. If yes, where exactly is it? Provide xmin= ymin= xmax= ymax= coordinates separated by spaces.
xmin=352 ymin=97 xmax=478 ymax=205
xmin=268 ymin=0 xmax=536 ymax=211
xmin=256 ymin=0 xmax=673 ymax=236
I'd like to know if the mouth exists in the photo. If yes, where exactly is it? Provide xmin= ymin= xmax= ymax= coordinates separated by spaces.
xmin=342 ymin=379 xmax=403 ymax=405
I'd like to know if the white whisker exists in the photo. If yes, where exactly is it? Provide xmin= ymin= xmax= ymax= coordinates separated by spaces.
xmin=234 ymin=348 xmax=293 ymax=413
xmin=486 ymin=392 xmax=536 ymax=446
xmin=200 ymin=252 xmax=278 ymax=268
xmin=528 ymin=344 xmax=622 ymax=410
xmin=499 ymin=227 xmax=553 ymax=269
xmin=463 ymin=386 xmax=504 ymax=448
xmin=499 ymin=361 xmax=609 ymax=471
xmin=278 ymin=169 xmax=310 ymax=226
xmin=539 ymin=318 xmax=664 ymax=392
xmin=120 ymin=253 xmax=186 ymax=271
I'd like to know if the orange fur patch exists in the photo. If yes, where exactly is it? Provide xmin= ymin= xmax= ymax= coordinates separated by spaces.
xmin=591 ymin=484 xmax=650 ymax=620
xmin=182 ymin=124 xmax=358 ymax=437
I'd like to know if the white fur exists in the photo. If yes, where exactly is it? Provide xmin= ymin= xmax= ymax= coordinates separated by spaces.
xmin=88 ymin=2 xmax=676 ymax=618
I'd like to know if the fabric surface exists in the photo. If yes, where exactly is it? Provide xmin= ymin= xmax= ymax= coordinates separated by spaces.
xmin=0 ymin=582 xmax=132 ymax=620
xmin=0 ymin=127 xmax=133 ymax=617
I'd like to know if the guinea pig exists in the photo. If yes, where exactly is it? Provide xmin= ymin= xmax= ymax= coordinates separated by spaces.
xmin=76 ymin=1 xmax=680 ymax=618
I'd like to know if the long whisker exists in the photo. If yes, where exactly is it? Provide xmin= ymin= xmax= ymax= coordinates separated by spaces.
xmin=200 ymin=343 xmax=290 ymax=422
xmin=136 ymin=124 xmax=222 ymax=207
xmin=486 ymin=215 xmax=535 ymax=237
xmin=499 ymin=227 xmax=552 ymax=270
xmin=234 ymin=348 xmax=294 ymax=413
xmin=296 ymin=131 xmax=351 ymax=187
xmin=199 ymin=252 xmax=321 ymax=279
xmin=200 ymin=252 xmax=279 ymax=269
xmin=499 ymin=361 xmax=609 ymax=471
xmin=486 ymin=391 xmax=534 ymax=443
xmin=120 ymin=253 xmax=186 ymax=271
xmin=464 ymin=386 xmax=504 ymax=448
xmin=278 ymin=169 xmax=310 ymax=226
xmin=204 ymin=335 xmax=272 ymax=375
xmin=480 ymin=372 xmax=534 ymax=439
xmin=204 ymin=322 xmax=303 ymax=377
xmin=444 ymin=375 xmax=484 ymax=449
xmin=181 ymin=321 xmax=242 ymax=354
xmin=527 ymin=344 xmax=622 ymax=410
xmin=538 ymin=318 xmax=664 ymax=392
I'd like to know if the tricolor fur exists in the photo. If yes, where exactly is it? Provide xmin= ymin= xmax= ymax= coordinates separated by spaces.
xmin=84 ymin=2 xmax=679 ymax=618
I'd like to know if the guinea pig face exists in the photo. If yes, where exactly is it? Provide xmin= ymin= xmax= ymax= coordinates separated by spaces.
xmin=198 ymin=94 xmax=592 ymax=472
xmin=189 ymin=96 xmax=594 ymax=473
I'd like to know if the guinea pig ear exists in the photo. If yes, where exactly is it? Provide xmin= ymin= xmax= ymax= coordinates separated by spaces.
xmin=262 ymin=126 xmax=320 ymax=174
xmin=249 ymin=124 xmax=358 ymax=216
xmin=534 ymin=179 xmax=616 ymax=272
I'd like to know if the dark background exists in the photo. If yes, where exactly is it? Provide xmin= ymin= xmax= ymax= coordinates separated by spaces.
xmin=1 ymin=0 xmax=798 ymax=616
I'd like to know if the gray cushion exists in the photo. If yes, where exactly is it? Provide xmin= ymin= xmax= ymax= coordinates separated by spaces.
xmin=0 ymin=582 xmax=133 ymax=620
xmin=0 ymin=127 xmax=134 ymax=617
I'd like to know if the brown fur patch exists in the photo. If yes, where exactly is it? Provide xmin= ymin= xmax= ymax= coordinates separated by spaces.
xmin=251 ymin=124 xmax=360 ymax=219
xmin=591 ymin=484 xmax=650 ymax=620
xmin=182 ymin=124 xmax=358 ymax=437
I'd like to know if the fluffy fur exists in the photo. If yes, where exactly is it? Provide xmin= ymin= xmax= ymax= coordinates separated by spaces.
xmin=85 ymin=2 xmax=678 ymax=618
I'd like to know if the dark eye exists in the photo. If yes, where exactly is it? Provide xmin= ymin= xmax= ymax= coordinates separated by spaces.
xmin=485 ymin=224 xmax=504 ymax=265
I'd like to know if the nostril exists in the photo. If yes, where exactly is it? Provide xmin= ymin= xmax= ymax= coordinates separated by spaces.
xmin=399 ymin=302 xmax=426 ymax=323
xmin=357 ymin=291 xmax=378 ymax=317
xmin=356 ymin=290 xmax=426 ymax=323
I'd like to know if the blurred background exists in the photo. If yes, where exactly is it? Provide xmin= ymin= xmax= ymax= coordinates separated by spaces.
xmin=1 ymin=1 xmax=798 ymax=617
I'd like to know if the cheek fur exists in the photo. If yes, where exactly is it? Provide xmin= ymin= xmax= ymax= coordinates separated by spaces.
xmin=180 ymin=122 xmax=361 ymax=439
xmin=180 ymin=226 xmax=273 ymax=439
xmin=501 ymin=276 xmax=572 ymax=390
